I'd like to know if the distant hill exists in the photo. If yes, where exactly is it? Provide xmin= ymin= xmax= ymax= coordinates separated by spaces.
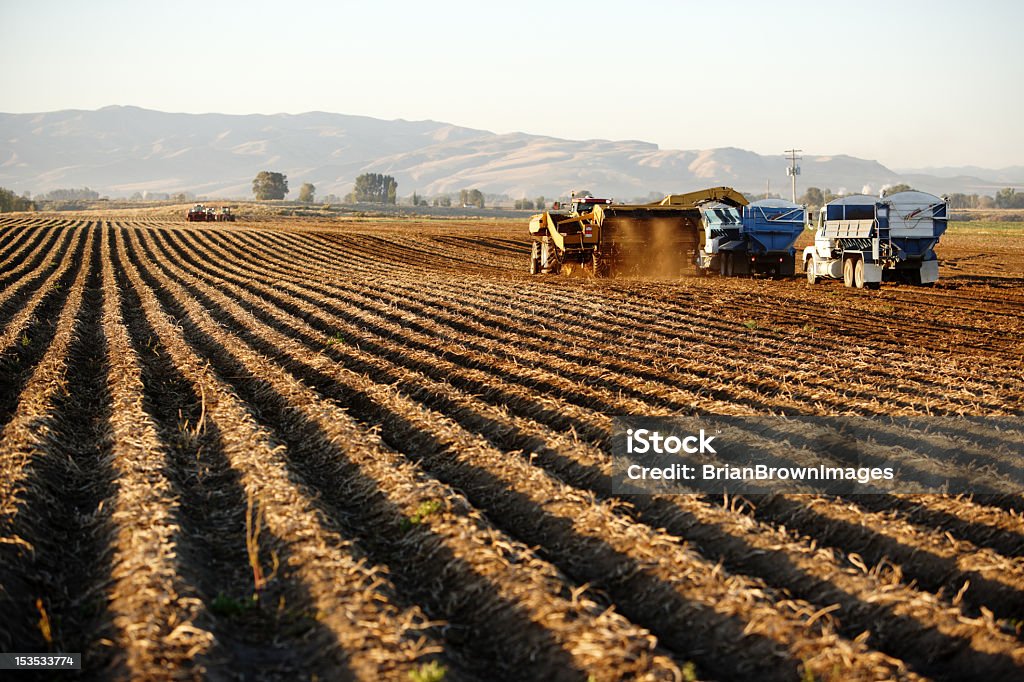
xmin=0 ymin=106 xmax=1019 ymax=200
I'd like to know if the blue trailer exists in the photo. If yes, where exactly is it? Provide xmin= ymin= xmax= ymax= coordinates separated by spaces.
xmin=698 ymin=199 xmax=806 ymax=276
xmin=803 ymin=191 xmax=947 ymax=288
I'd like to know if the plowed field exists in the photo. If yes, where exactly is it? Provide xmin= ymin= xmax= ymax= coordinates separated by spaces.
xmin=1 ymin=215 xmax=1022 ymax=681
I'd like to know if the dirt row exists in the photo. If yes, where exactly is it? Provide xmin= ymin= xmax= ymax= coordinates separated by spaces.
xmin=138 ymin=222 xmax=1024 ymax=675
xmin=161 ymin=224 xmax=1024 ymax=536
xmin=236 ymin=228 xmax=1024 ymax=400
xmin=130 ymin=223 xmax=919 ymax=680
xmin=1 ymin=216 xmax=1022 ymax=680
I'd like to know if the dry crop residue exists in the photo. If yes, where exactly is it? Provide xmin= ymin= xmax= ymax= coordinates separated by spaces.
xmin=1 ymin=214 xmax=1022 ymax=681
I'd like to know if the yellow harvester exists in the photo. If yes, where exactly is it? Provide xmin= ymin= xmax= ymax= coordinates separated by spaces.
xmin=528 ymin=187 xmax=748 ymax=277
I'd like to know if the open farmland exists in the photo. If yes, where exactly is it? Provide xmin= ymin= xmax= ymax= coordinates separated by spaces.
xmin=0 ymin=213 xmax=1022 ymax=681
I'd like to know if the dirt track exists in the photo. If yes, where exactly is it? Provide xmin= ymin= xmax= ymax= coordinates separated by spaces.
xmin=0 ymin=215 xmax=1022 ymax=681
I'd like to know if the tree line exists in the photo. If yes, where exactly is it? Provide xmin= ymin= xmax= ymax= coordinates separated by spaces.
xmin=0 ymin=187 xmax=35 ymax=212
xmin=797 ymin=184 xmax=1024 ymax=210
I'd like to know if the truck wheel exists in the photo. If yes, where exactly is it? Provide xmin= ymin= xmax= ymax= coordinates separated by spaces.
xmin=854 ymin=259 xmax=865 ymax=289
xmin=529 ymin=242 xmax=540 ymax=275
xmin=842 ymin=257 xmax=854 ymax=288
xmin=805 ymin=256 xmax=817 ymax=284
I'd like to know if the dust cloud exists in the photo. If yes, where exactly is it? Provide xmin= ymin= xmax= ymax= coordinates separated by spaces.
xmin=605 ymin=215 xmax=700 ymax=278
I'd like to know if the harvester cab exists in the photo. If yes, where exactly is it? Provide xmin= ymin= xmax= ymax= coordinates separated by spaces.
xmin=528 ymin=186 xmax=748 ymax=278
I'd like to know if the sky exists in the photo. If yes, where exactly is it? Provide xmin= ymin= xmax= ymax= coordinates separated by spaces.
xmin=1 ymin=0 xmax=1022 ymax=169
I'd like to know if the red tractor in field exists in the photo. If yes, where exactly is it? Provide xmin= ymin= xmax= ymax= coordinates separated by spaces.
xmin=186 ymin=204 xmax=209 ymax=222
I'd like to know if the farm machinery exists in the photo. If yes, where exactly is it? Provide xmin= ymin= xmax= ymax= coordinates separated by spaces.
xmin=697 ymin=199 xmax=806 ymax=277
xmin=803 ymin=190 xmax=948 ymax=288
xmin=186 ymin=204 xmax=237 ymax=222
xmin=186 ymin=204 xmax=213 ymax=222
xmin=527 ymin=187 xmax=749 ymax=277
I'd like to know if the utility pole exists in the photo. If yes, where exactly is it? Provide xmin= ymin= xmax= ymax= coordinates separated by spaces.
xmin=785 ymin=149 xmax=802 ymax=203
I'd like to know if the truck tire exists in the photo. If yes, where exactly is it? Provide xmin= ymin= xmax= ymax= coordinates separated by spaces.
xmin=805 ymin=256 xmax=817 ymax=284
xmin=854 ymin=259 xmax=865 ymax=289
xmin=529 ymin=242 xmax=540 ymax=275
xmin=843 ymin=257 xmax=854 ymax=288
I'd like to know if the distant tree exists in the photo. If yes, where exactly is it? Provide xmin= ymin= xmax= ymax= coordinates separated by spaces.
xmin=947 ymin=193 xmax=979 ymax=210
xmin=322 ymin=193 xmax=340 ymax=204
xmin=435 ymin=195 xmax=451 ymax=207
xmin=995 ymin=187 xmax=1024 ymax=209
xmin=411 ymin=191 xmax=419 ymax=206
xmin=38 ymin=187 xmax=100 ymax=201
xmin=800 ymin=187 xmax=825 ymax=208
xmin=978 ymin=195 xmax=996 ymax=209
xmin=881 ymin=183 xmax=914 ymax=197
xmin=460 ymin=188 xmax=485 ymax=208
xmin=352 ymin=173 xmax=398 ymax=203
xmin=0 ymin=187 xmax=35 ymax=212
xmin=535 ymin=196 xmax=545 ymax=210
xmin=514 ymin=199 xmax=535 ymax=210
xmin=253 ymin=171 xmax=289 ymax=200
xmin=298 ymin=182 xmax=315 ymax=203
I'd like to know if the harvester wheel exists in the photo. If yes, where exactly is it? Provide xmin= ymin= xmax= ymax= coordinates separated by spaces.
xmin=529 ymin=242 xmax=540 ymax=275
xmin=725 ymin=253 xmax=734 ymax=277
xmin=592 ymin=252 xmax=609 ymax=278
xmin=806 ymin=256 xmax=817 ymax=284
xmin=843 ymin=258 xmax=855 ymax=287
xmin=540 ymin=239 xmax=558 ymax=274
xmin=854 ymin=259 xmax=865 ymax=289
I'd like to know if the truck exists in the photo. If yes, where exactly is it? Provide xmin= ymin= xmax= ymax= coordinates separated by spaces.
xmin=698 ymin=199 xmax=806 ymax=277
xmin=527 ymin=187 xmax=749 ymax=278
xmin=803 ymin=191 xmax=948 ymax=288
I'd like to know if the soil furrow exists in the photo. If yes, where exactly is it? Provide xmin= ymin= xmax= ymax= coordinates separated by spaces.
xmin=115 ymin=226 xmax=449 ymax=680
xmin=135 ymin=226 xmax=686 ymax=681
xmin=98 ymin=224 xmax=217 ymax=678
xmin=148 ymin=225 xmax=917 ymax=681
xmin=0 ymin=225 xmax=123 ymax=674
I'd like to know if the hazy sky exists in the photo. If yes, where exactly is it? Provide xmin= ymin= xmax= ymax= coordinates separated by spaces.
xmin=1 ymin=0 xmax=1021 ymax=168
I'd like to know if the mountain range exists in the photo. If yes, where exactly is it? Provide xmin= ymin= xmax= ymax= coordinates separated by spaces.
xmin=1 ymin=106 xmax=1021 ymax=201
